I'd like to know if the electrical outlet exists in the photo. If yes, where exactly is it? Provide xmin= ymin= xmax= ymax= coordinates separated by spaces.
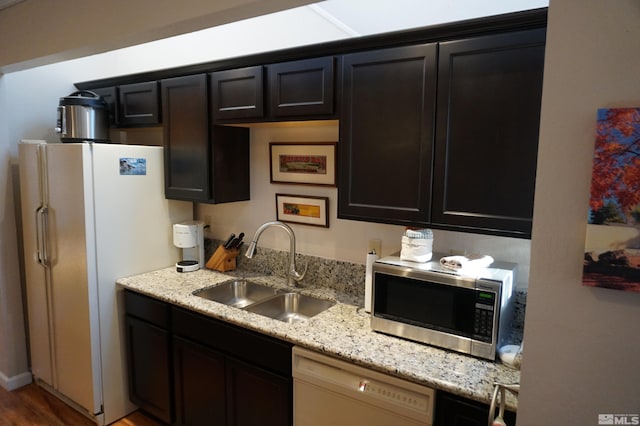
xmin=369 ymin=239 xmax=382 ymax=255
xmin=203 ymin=215 xmax=212 ymax=231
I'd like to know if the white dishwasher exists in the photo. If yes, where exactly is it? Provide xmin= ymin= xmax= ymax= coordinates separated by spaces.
xmin=292 ymin=346 xmax=435 ymax=426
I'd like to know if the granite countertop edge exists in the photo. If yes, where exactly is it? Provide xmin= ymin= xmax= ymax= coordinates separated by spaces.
xmin=116 ymin=267 xmax=521 ymax=411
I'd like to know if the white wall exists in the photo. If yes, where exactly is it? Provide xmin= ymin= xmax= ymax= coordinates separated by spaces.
xmin=0 ymin=66 xmax=30 ymax=390
xmin=518 ymin=0 xmax=640 ymax=424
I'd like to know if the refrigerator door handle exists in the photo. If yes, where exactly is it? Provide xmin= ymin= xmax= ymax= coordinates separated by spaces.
xmin=35 ymin=205 xmax=50 ymax=268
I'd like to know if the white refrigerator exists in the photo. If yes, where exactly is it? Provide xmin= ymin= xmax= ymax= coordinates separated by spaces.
xmin=18 ymin=141 xmax=192 ymax=424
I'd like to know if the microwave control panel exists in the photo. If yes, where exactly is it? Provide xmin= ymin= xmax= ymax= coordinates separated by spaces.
xmin=473 ymin=290 xmax=496 ymax=342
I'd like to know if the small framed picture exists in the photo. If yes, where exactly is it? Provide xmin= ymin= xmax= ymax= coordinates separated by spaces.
xmin=275 ymin=193 xmax=329 ymax=228
xmin=269 ymin=142 xmax=337 ymax=186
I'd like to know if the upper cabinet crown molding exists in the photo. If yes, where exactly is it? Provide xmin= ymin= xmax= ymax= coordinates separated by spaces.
xmin=74 ymin=9 xmax=547 ymax=90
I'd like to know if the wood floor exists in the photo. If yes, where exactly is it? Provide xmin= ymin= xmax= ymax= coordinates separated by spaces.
xmin=0 ymin=383 xmax=161 ymax=426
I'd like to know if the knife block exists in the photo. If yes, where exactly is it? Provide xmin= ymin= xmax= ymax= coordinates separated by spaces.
xmin=206 ymin=245 xmax=240 ymax=272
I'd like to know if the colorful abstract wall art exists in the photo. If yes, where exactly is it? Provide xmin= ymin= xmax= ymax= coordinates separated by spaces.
xmin=583 ymin=107 xmax=640 ymax=292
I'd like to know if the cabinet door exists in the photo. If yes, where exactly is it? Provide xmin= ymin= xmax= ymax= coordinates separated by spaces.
xmin=226 ymin=357 xmax=292 ymax=426
xmin=125 ymin=315 xmax=173 ymax=424
xmin=162 ymin=74 xmax=210 ymax=201
xmin=434 ymin=392 xmax=516 ymax=426
xmin=338 ymin=44 xmax=437 ymax=225
xmin=210 ymin=66 xmax=264 ymax=120
xmin=267 ymin=56 xmax=334 ymax=118
xmin=118 ymin=81 xmax=161 ymax=126
xmin=432 ymin=28 xmax=546 ymax=238
xmin=173 ymin=336 xmax=227 ymax=426
xmin=210 ymin=125 xmax=250 ymax=203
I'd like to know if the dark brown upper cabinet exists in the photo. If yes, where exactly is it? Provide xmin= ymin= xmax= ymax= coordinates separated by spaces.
xmin=162 ymin=74 xmax=249 ymax=204
xmin=431 ymin=28 xmax=546 ymax=238
xmin=162 ymin=74 xmax=209 ymax=201
xmin=210 ymin=66 xmax=264 ymax=121
xmin=118 ymin=81 xmax=161 ymax=126
xmin=210 ymin=57 xmax=336 ymax=123
xmin=267 ymin=56 xmax=335 ymax=118
xmin=338 ymin=44 xmax=437 ymax=226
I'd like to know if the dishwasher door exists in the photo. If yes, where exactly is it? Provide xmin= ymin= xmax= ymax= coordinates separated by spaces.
xmin=292 ymin=346 xmax=434 ymax=426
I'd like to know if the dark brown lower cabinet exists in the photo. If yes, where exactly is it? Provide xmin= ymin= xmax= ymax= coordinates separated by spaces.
xmin=173 ymin=336 xmax=227 ymax=425
xmin=434 ymin=391 xmax=516 ymax=426
xmin=172 ymin=337 xmax=291 ymax=426
xmin=125 ymin=315 xmax=174 ymax=424
xmin=227 ymin=358 xmax=291 ymax=426
xmin=124 ymin=290 xmax=292 ymax=426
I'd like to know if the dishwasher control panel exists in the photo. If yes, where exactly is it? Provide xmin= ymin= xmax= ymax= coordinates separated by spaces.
xmin=356 ymin=378 xmax=429 ymax=412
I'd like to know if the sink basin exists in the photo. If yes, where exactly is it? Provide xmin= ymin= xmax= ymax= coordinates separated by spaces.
xmin=193 ymin=279 xmax=278 ymax=308
xmin=244 ymin=292 xmax=335 ymax=323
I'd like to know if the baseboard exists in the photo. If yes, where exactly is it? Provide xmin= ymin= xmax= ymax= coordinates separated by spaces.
xmin=0 ymin=370 xmax=32 ymax=391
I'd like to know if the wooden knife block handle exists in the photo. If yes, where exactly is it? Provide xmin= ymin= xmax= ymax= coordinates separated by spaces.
xmin=206 ymin=245 xmax=240 ymax=272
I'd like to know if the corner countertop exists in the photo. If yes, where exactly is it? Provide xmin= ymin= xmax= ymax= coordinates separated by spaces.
xmin=116 ymin=267 xmax=521 ymax=411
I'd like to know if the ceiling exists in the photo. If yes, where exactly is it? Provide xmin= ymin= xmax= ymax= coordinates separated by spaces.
xmin=0 ymin=0 xmax=548 ymax=73
xmin=0 ymin=0 xmax=23 ymax=10
xmin=0 ymin=0 xmax=548 ymax=33
xmin=307 ymin=0 xmax=548 ymax=36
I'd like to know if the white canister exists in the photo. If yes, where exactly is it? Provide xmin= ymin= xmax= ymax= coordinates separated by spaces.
xmin=400 ymin=234 xmax=433 ymax=263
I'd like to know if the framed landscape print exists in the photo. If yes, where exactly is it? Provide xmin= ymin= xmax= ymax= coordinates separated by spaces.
xmin=583 ymin=107 xmax=640 ymax=292
xmin=275 ymin=194 xmax=329 ymax=227
xmin=269 ymin=142 xmax=337 ymax=186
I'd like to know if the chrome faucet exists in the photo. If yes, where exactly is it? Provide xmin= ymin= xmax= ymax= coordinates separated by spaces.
xmin=244 ymin=220 xmax=307 ymax=287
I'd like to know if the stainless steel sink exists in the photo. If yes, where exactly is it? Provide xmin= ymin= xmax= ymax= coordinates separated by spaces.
xmin=244 ymin=292 xmax=335 ymax=324
xmin=193 ymin=279 xmax=278 ymax=308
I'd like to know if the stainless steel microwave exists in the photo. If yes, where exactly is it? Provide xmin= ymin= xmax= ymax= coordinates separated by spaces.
xmin=370 ymin=254 xmax=517 ymax=361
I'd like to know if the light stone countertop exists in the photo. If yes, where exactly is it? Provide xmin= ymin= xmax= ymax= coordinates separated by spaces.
xmin=116 ymin=267 xmax=521 ymax=411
